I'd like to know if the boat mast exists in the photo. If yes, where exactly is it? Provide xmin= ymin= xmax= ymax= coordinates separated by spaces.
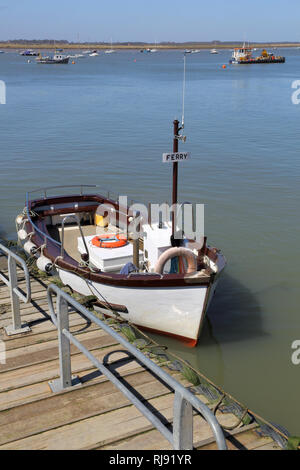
xmin=171 ymin=54 xmax=187 ymax=237
xmin=172 ymin=119 xmax=179 ymax=236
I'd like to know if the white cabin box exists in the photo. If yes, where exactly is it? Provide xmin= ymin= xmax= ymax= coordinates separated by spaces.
xmin=143 ymin=223 xmax=172 ymax=271
xmin=78 ymin=235 xmax=143 ymax=273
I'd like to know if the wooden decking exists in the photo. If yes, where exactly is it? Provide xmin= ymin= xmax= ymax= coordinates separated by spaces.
xmin=0 ymin=267 xmax=281 ymax=450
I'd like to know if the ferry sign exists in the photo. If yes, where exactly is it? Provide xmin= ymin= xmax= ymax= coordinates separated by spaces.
xmin=162 ymin=152 xmax=191 ymax=163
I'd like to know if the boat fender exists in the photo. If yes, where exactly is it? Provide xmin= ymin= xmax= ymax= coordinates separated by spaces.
xmin=154 ymin=247 xmax=197 ymax=275
xmin=18 ymin=229 xmax=29 ymax=241
xmin=16 ymin=214 xmax=26 ymax=226
xmin=37 ymin=256 xmax=53 ymax=274
xmin=24 ymin=241 xmax=38 ymax=255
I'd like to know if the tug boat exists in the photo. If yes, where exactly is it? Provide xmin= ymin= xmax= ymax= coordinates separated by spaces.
xmin=16 ymin=121 xmax=226 ymax=347
xmin=36 ymin=52 xmax=70 ymax=64
xmin=230 ymin=45 xmax=285 ymax=64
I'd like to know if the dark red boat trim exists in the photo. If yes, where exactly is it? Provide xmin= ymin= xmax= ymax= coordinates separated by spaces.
xmin=136 ymin=324 xmax=198 ymax=347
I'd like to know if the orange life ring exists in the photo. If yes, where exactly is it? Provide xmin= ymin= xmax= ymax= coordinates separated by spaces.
xmin=91 ymin=234 xmax=127 ymax=249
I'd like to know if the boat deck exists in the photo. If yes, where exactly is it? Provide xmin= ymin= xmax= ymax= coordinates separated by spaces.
xmin=0 ymin=261 xmax=282 ymax=450
xmin=48 ymin=224 xmax=123 ymax=263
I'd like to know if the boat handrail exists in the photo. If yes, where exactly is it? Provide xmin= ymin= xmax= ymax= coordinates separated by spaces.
xmin=60 ymin=214 xmax=89 ymax=259
xmin=25 ymin=192 xmax=62 ymax=247
xmin=25 ymin=187 xmax=139 ymax=251
xmin=47 ymin=283 xmax=227 ymax=450
xmin=25 ymin=186 xmax=120 ymax=249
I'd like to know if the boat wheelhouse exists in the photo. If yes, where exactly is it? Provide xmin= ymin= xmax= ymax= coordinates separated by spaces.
xmin=230 ymin=45 xmax=253 ymax=64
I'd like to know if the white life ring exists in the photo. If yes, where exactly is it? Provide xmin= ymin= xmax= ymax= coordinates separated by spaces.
xmin=154 ymin=247 xmax=197 ymax=275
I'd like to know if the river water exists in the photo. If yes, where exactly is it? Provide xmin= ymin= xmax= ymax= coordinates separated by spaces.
xmin=0 ymin=48 xmax=299 ymax=434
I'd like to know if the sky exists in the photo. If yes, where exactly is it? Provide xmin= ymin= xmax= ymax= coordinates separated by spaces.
xmin=0 ymin=0 xmax=299 ymax=43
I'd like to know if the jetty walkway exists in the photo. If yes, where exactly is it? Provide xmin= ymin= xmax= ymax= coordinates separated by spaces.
xmin=0 ymin=245 xmax=284 ymax=450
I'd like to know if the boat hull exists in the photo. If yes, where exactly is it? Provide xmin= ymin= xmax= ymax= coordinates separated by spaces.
xmin=36 ymin=58 xmax=69 ymax=64
xmin=58 ymin=268 xmax=215 ymax=346
xmin=230 ymin=57 xmax=285 ymax=65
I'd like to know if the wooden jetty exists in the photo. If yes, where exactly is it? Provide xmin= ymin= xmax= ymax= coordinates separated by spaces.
xmin=0 ymin=260 xmax=282 ymax=450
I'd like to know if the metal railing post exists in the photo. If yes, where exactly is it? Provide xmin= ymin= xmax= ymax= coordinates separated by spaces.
xmin=48 ymin=292 xmax=81 ymax=393
xmin=0 ymin=243 xmax=31 ymax=336
xmin=57 ymin=295 xmax=72 ymax=389
xmin=8 ymin=255 xmax=21 ymax=331
xmin=173 ymin=391 xmax=193 ymax=450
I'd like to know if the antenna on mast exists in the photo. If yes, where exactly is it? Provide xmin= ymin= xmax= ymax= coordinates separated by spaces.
xmin=177 ymin=52 xmax=187 ymax=143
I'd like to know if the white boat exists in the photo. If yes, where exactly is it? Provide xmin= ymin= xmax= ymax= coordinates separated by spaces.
xmin=105 ymin=39 xmax=116 ymax=54
xmin=230 ymin=44 xmax=253 ymax=64
xmin=0 ymin=51 xmax=4 ymax=54
xmin=69 ymin=53 xmax=85 ymax=58
xmin=20 ymin=49 xmax=39 ymax=56
xmin=17 ymin=120 xmax=226 ymax=347
xmin=89 ymin=50 xmax=99 ymax=57
xmin=210 ymin=49 xmax=219 ymax=54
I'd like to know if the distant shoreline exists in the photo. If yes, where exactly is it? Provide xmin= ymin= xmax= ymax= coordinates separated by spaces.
xmin=1 ymin=42 xmax=300 ymax=51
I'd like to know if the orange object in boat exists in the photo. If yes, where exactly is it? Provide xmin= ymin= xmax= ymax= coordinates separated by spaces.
xmin=92 ymin=234 xmax=127 ymax=249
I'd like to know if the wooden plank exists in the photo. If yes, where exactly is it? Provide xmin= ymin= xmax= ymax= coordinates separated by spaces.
xmin=0 ymin=364 xmax=158 ymax=412
xmin=0 ymin=299 xmax=50 ymax=320
xmin=0 ymin=330 xmax=119 ymax=373
xmin=0 ymin=283 xmax=48 ymax=300
xmin=0 ymin=371 xmax=173 ymax=446
xmin=0 ymin=395 xmax=178 ymax=449
xmin=0 ymin=310 xmax=92 ymax=343
xmin=0 ymin=346 xmax=144 ymax=392
xmin=2 ymin=323 xmax=102 ymax=351
xmin=199 ymin=432 xmax=273 ymax=451
xmin=99 ymin=423 xmax=259 ymax=451
xmin=254 ymin=441 xmax=282 ymax=450
xmin=0 ymin=395 xmax=247 ymax=450
xmin=0 ymin=290 xmax=50 ymax=304
xmin=0 ymin=279 xmax=48 ymax=295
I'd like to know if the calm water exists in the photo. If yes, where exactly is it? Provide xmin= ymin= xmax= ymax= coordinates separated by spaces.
xmin=0 ymin=49 xmax=300 ymax=434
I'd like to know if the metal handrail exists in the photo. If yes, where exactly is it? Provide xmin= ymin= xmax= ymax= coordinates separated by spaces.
xmin=0 ymin=243 xmax=31 ymax=335
xmin=47 ymin=284 xmax=227 ymax=450
xmin=60 ymin=214 xmax=89 ymax=259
